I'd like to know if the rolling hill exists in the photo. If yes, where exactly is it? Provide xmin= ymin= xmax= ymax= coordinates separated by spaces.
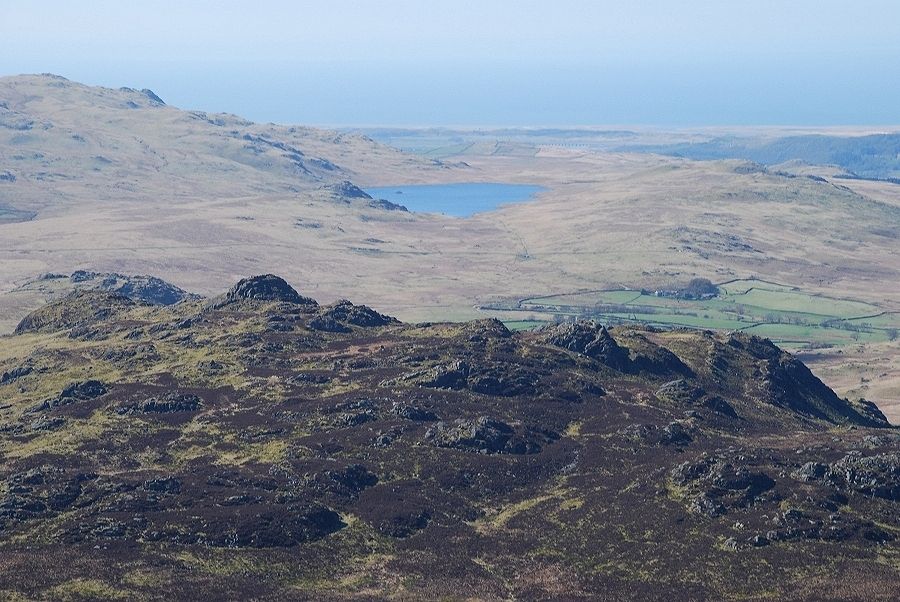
xmin=620 ymin=133 xmax=900 ymax=180
xmin=1 ymin=75 xmax=898 ymax=422
xmin=0 ymin=73 xmax=444 ymax=212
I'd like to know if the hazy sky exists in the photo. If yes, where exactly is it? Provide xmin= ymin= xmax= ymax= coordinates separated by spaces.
xmin=4 ymin=1 xmax=900 ymax=126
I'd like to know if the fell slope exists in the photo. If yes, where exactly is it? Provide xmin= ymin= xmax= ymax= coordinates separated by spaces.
xmin=0 ymin=276 xmax=897 ymax=600
xmin=0 ymin=74 xmax=440 ymax=211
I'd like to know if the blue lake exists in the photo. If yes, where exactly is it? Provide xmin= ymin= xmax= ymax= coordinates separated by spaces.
xmin=364 ymin=183 xmax=544 ymax=217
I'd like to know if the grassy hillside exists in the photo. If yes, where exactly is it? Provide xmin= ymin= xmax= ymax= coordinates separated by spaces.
xmin=0 ymin=74 xmax=445 ymax=212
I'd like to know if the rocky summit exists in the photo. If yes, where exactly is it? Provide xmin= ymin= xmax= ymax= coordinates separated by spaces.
xmin=218 ymin=274 xmax=319 ymax=307
xmin=0 ymin=276 xmax=897 ymax=601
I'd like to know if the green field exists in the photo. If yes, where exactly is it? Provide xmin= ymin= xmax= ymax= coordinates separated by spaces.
xmin=491 ymin=279 xmax=900 ymax=348
xmin=503 ymin=320 xmax=549 ymax=332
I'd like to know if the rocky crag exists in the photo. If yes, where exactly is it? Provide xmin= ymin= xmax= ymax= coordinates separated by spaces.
xmin=0 ymin=275 xmax=896 ymax=600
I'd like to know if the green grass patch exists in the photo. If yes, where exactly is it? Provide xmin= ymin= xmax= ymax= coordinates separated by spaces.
xmin=493 ymin=278 xmax=893 ymax=348
xmin=727 ymin=288 xmax=878 ymax=318
xmin=740 ymin=323 xmax=884 ymax=346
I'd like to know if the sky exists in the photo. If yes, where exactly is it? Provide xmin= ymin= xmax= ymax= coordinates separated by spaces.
xmin=3 ymin=0 xmax=900 ymax=126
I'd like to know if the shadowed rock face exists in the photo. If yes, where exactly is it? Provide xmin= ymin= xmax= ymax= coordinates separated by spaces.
xmin=719 ymin=332 xmax=890 ymax=427
xmin=222 ymin=274 xmax=318 ymax=306
xmin=366 ymin=197 xmax=409 ymax=211
xmin=316 ymin=300 xmax=396 ymax=328
xmin=543 ymin=320 xmax=631 ymax=370
xmin=0 ymin=275 xmax=896 ymax=601
xmin=0 ymin=366 xmax=32 ymax=385
xmin=543 ymin=321 xmax=694 ymax=378
xmin=63 ymin=270 xmax=195 ymax=306
xmin=26 ymin=380 xmax=109 ymax=414
xmin=326 ymin=180 xmax=371 ymax=199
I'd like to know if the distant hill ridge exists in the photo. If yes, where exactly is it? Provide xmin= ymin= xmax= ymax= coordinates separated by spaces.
xmin=622 ymin=133 xmax=900 ymax=179
xmin=0 ymin=73 xmax=442 ymax=212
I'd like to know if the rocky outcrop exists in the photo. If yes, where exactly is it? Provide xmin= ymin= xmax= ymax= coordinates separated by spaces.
xmin=314 ymin=300 xmax=396 ymax=328
xmin=542 ymin=321 xmax=630 ymax=370
xmin=408 ymin=359 xmax=536 ymax=397
xmin=425 ymin=417 xmax=557 ymax=455
xmin=671 ymin=457 xmax=776 ymax=517
xmin=367 ymin=198 xmax=409 ymax=211
xmin=307 ymin=316 xmax=350 ymax=333
xmin=621 ymin=422 xmax=693 ymax=446
xmin=215 ymin=275 xmax=317 ymax=308
xmin=326 ymin=180 xmax=371 ymax=199
xmin=760 ymin=351 xmax=889 ymax=426
xmin=0 ymin=365 xmax=32 ymax=385
xmin=460 ymin=318 xmax=512 ymax=341
xmin=28 ymin=380 xmax=108 ymax=413
xmin=655 ymin=379 xmax=705 ymax=404
xmin=655 ymin=379 xmax=738 ymax=417
xmin=117 ymin=392 xmax=203 ymax=415
xmin=411 ymin=361 xmax=470 ymax=391
xmin=826 ymin=452 xmax=900 ymax=500
xmin=795 ymin=452 xmax=900 ymax=501
xmin=141 ymin=89 xmax=165 ymax=105
xmin=626 ymin=339 xmax=694 ymax=377
xmin=14 ymin=290 xmax=137 ymax=334
xmin=64 ymin=270 xmax=195 ymax=306
xmin=392 ymin=403 xmax=438 ymax=422
xmin=543 ymin=321 xmax=693 ymax=378
xmin=467 ymin=363 xmax=537 ymax=397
